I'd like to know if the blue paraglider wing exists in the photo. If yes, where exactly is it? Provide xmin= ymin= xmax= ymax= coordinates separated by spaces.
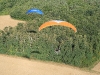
xmin=26 ymin=8 xmax=43 ymax=15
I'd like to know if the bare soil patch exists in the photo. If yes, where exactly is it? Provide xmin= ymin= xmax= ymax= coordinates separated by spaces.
xmin=92 ymin=62 xmax=100 ymax=72
xmin=0 ymin=15 xmax=25 ymax=30
xmin=0 ymin=54 xmax=99 ymax=75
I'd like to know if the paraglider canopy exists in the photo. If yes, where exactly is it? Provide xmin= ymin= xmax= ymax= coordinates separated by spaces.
xmin=26 ymin=8 xmax=44 ymax=15
xmin=39 ymin=20 xmax=77 ymax=33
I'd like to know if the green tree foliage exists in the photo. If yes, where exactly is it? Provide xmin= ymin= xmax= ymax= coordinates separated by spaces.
xmin=0 ymin=0 xmax=100 ymax=68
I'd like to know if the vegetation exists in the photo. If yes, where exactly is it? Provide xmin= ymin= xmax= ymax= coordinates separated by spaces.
xmin=0 ymin=0 xmax=100 ymax=68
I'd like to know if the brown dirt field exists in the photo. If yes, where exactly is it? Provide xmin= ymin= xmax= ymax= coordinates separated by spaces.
xmin=0 ymin=54 xmax=99 ymax=75
xmin=0 ymin=15 xmax=100 ymax=75
xmin=0 ymin=15 xmax=25 ymax=30
xmin=92 ymin=62 xmax=100 ymax=72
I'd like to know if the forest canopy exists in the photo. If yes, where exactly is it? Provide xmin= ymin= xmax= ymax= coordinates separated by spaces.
xmin=0 ymin=0 xmax=100 ymax=68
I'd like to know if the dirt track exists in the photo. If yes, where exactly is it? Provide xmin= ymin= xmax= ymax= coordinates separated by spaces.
xmin=92 ymin=62 xmax=100 ymax=72
xmin=0 ymin=15 xmax=100 ymax=75
xmin=0 ymin=15 xmax=25 ymax=30
xmin=0 ymin=54 xmax=99 ymax=75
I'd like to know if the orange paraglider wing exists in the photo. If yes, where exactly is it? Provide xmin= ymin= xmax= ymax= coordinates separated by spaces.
xmin=39 ymin=20 xmax=77 ymax=33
